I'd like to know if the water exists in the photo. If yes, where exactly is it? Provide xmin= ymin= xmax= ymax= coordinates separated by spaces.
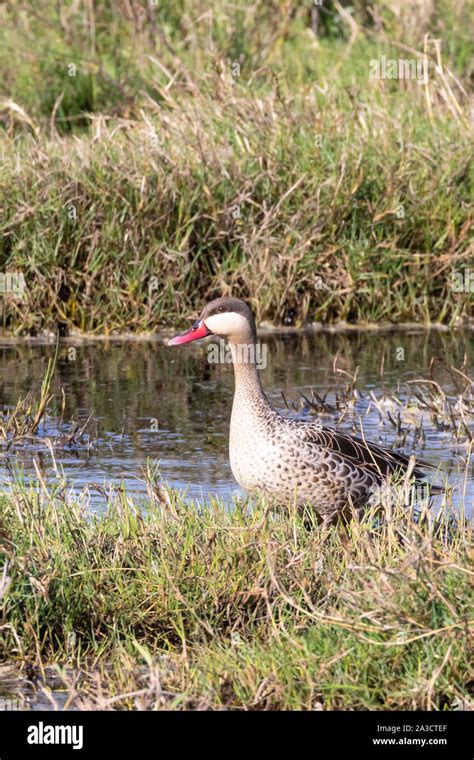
xmin=0 ymin=329 xmax=472 ymax=514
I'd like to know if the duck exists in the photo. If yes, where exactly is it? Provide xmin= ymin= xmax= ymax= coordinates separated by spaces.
xmin=168 ymin=297 xmax=438 ymax=521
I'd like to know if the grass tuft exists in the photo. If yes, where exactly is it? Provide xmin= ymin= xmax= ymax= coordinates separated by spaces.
xmin=1 ymin=473 xmax=472 ymax=710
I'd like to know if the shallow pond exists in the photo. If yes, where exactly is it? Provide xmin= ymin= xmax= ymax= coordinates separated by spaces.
xmin=0 ymin=329 xmax=472 ymax=515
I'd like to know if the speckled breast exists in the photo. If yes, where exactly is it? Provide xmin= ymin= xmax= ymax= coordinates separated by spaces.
xmin=229 ymin=399 xmax=325 ymax=511
xmin=228 ymin=397 xmax=378 ymax=517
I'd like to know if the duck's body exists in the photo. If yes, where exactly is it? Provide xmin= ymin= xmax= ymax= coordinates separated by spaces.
xmin=169 ymin=297 xmax=436 ymax=520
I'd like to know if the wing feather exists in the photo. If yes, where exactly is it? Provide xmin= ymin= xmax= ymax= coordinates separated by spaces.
xmin=294 ymin=421 xmax=436 ymax=482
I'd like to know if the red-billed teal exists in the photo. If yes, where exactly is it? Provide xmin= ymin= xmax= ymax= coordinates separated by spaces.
xmin=169 ymin=297 xmax=438 ymax=520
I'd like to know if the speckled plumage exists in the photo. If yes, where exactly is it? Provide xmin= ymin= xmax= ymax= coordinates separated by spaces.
xmin=229 ymin=362 xmax=400 ymax=519
xmin=170 ymin=297 xmax=437 ymax=520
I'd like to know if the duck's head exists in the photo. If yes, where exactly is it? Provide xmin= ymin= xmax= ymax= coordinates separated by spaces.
xmin=168 ymin=297 xmax=256 ymax=346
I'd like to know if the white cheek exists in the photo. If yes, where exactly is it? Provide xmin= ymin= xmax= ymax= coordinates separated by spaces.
xmin=204 ymin=312 xmax=248 ymax=335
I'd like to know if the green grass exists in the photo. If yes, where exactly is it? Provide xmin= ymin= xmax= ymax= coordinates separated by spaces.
xmin=0 ymin=1 xmax=472 ymax=334
xmin=1 ymin=472 xmax=472 ymax=710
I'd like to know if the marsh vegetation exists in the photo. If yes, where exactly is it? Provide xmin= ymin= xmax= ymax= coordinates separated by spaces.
xmin=0 ymin=1 xmax=473 ymax=712
xmin=0 ymin=1 xmax=472 ymax=333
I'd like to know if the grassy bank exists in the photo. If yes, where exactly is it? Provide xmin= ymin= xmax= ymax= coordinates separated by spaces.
xmin=0 ymin=1 xmax=473 ymax=334
xmin=0 ymin=473 xmax=472 ymax=710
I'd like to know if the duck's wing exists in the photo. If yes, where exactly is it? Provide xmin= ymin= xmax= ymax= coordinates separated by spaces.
xmin=295 ymin=422 xmax=437 ymax=482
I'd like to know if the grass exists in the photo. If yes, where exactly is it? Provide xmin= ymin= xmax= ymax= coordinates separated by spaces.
xmin=0 ymin=469 xmax=472 ymax=710
xmin=0 ymin=339 xmax=59 ymax=442
xmin=0 ymin=1 xmax=472 ymax=334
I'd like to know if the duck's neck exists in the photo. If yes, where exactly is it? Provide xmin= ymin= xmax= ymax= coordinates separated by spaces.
xmin=229 ymin=340 xmax=273 ymax=417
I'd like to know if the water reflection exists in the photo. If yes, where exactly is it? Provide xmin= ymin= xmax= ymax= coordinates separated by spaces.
xmin=0 ymin=329 xmax=472 ymax=513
